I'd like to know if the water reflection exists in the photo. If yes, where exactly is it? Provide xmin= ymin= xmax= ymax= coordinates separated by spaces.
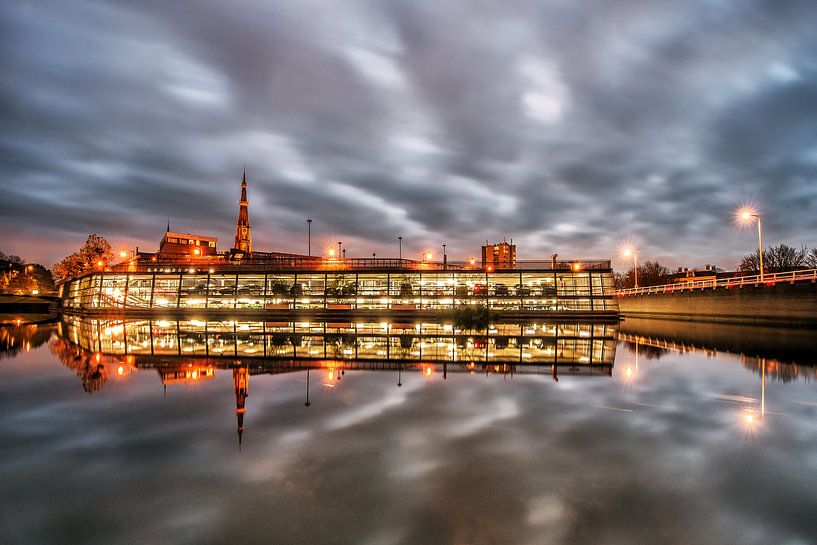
xmin=46 ymin=317 xmax=618 ymax=446
xmin=619 ymin=317 xmax=817 ymax=381
xmin=2 ymin=317 xmax=817 ymax=544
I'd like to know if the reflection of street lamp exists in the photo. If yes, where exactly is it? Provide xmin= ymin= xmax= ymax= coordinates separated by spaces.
xmin=623 ymin=246 xmax=638 ymax=288
xmin=738 ymin=207 xmax=764 ymax=281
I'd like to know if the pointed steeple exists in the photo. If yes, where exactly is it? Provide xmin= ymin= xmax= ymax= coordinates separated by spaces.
xmin=166 ymin=218 xmax=171 ymax=233
xmin=234 ymin=166 xmax=252 ymax=253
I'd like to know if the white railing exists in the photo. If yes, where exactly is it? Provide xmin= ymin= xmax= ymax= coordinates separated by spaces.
xmin=616 ymin=268 xmax=817 ymax=296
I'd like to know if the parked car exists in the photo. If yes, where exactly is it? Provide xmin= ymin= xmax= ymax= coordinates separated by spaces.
xmin=514 ymin=284 xmax=531 ymax=297
xmin=473 ymin=284 xmax=487 ymax=296
xmin=455 ymin=284 xmax=469 ymax=297
xmin=494 ymin=283 xmax=509 ymax=296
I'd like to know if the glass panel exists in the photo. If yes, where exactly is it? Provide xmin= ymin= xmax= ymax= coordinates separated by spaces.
xmin=295 ymin=274 xmax=325 ymax=309
xmin=179 ymin=274 xmax=209 ymax=308
xmin=207 ymin=275 xmax=236 ymax=309
xmin=236 ymin=275 xmax=265 ymax=309
xmin=126 ymin=275 xmax=153 ymax=308
xmin=99 ymin=275 xmax=127 ymax=308
xmin=152 ymin=276 xmax=180 ymax=308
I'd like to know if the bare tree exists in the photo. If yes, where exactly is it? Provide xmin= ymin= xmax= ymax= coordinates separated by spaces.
xmin=616 ymin=261 xmax=672 ymax=288
xmin=739 ymin=244 xmax=807 ymax=274
xmin=806 ymin=248 xmax=817 ymax=269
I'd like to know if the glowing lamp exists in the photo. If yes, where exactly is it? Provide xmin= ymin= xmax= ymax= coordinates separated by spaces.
xmin=119 ymin=250 xmax=127 ymax=258
xmin=193 ymin=248 xmax=201 ymax=256
xmin=425 ymin=251 xmax=433 ymax=261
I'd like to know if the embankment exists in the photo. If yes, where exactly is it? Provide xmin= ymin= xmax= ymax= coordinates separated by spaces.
xmin=617 ymin=281 xmax=817 ymax=326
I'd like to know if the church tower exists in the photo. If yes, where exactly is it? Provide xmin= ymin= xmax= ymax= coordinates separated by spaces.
xmin=234 ymin=167 xmax=252 ymax=253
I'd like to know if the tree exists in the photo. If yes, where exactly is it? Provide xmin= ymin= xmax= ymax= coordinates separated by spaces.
xmin=0 ymin=250 xmax=24 ymax=264
xmin=738 ymin=244 xmax=807 ymax=274
xmin=805 ymin=248 xmax=817 ymax=269
xmin=52 ymin=234 xmax=114 ymax=281
xmin=616 ymin=261 xmax=672 ymax=289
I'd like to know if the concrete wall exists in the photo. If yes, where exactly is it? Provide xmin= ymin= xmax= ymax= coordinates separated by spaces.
xmin=617 ymin=281 xmax=817 ymax=326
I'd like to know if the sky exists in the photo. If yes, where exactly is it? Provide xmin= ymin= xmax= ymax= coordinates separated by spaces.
xmin=2 ymin=0 xmax=817 ymax=269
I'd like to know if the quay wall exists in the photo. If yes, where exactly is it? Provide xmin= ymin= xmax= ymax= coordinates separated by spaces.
xmin=617 ymin=281 xmax=817 ymax=326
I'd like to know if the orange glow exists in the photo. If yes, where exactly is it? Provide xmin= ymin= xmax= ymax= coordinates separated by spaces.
xmin=486 ymin=265 xmax=493 ymax=272
xmin=737 ymin=206 xmax=758 ymax=224
xmin=425 ymin=251 xmax=433 ymax=261
xmin=468 ymin=257 xmax=476 ymax=266
xmin=328 ymin=247 xmax=336 ymax=258
xmin=572 ymin=263 xmax=582 ymax=271
xmin=424 ymin=366 xmax=432 ymax=378
xmin=193 ymin=248 xmax=201 ymax=256
xmin=191 ymin=370 xmax=199 ymax=379
xmin=119 ymin=250 xmax=127 ymax=258
xmin=117 ymin=365 xmax=124 ymax=376
xmin=95 ymin=353 xmax=101 ymax=363
xmin=327 ymin=369 xmax=335 ymax=381
xmin=151 ymin=256 xmax=157 ymax=262
xmin=96 ymin=260 xmax=104 ymax=268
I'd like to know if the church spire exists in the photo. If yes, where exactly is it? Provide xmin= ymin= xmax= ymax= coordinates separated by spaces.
xmin=234 ymin=166 xmax=252 ymax=253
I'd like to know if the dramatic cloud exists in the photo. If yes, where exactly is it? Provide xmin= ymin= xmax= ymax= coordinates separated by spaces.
xmin=2 ymin=0 xmax=817 ymax=267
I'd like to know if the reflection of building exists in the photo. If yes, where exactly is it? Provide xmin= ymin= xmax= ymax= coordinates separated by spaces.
xmin=482 ymin=241 xmax=516 ymax=271
xmin=158 ymin=365 xmax=215 ymax=385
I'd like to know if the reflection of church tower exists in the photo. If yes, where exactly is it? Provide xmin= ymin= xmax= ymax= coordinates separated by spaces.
xmin=234 ymin=167 xmax=252 ymax=253
xmin=233 ymin=367 xmax=249 ymax=449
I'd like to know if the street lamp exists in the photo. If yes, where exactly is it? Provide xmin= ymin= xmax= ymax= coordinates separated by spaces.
xmin=623 ymin=246 xmax=638 ymax=288
xmin=738 ymin=207 xmax=764 ymax=281
xmin=307 ymin=219 xmax=312 ymax=257
xmin=442 ymin=244 xmax=447 ymax=269
xmin=338 ymin=241 xmax=342 ymax=259
xmin=424 ymin=251 xmax=433 ymax=261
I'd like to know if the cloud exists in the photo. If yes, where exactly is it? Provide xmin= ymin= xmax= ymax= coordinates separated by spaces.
xmin=2 ymin=0 xmax=817 ymax=268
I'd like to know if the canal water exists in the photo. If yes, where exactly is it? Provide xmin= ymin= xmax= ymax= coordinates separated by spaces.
xmin=1 ymin=318 xmax=816 ymax=545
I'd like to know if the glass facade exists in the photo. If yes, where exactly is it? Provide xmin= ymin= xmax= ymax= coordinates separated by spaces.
xmin=62 ymin=270 xmax=617 ymax=314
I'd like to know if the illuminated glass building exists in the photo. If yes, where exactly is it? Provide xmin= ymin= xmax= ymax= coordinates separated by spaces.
xmin=58 ymin=170 xmax=617 ymax=317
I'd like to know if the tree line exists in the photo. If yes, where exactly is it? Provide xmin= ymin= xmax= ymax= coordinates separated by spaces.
xmin=615 ymin=244 xmax=817 ymax=289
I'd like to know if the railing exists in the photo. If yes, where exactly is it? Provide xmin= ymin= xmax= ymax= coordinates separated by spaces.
xmin=616 ymin=268 xmax=817 ymax=296
xmin=103 ymin=255 xmax=612 ymax=275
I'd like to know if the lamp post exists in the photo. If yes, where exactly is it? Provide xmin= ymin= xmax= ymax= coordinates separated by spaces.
xmin=739 ymin=209 xmax=764 ymax=282
xmin=338 ymin=241 xmax=342 ymax=260
xmin=442 ymin=243 xmax=447 ymax=269
xmin=623 ymin=247 xmax=638 ymax=288
xmin=398 ymin=236 xmax=402 ymax=264
xmin=307 ymin=219 xmax=312 ymax=257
